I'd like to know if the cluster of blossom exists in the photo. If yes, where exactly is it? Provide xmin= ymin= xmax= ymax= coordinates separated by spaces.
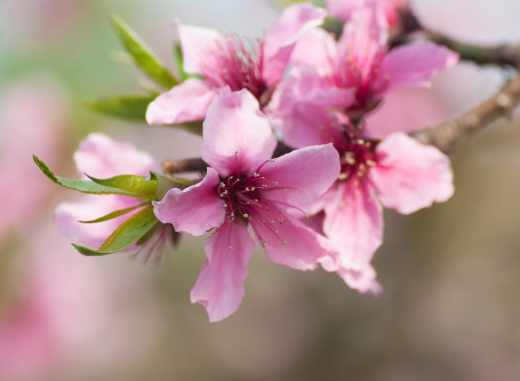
xmin=37 ymin=0 xmax=458 ymax=322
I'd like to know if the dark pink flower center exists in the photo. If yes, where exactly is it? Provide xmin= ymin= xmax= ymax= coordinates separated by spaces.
xmin=217 ymin=171 xmax=274 ymax=222
xmin=339 ymin=137 xmax=378 ymax=181
xmin=216 ymin=166 xmax=305 ymax=250
xmin=203 ymin=36 xmax=267 ymax=102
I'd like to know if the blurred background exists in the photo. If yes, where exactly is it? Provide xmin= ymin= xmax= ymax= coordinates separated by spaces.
xmin=0 ymin=0 xmax=519 ymax=380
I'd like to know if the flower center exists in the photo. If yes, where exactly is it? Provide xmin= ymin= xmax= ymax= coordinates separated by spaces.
xmin=204 ymin=35 xmax=267 ymax=101
xmin=339 ymin=137 xmax=377 ymax=181
xmin=217 ymin=171 xmax=271 ymax=223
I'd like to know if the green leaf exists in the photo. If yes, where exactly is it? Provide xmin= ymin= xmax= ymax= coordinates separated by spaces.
xmin=79 ymin=202 xmax=149 ymax=224
xmin=268 ymin=0 xmax=317 ymax=9
xmin=85 ymin=95 xmax=155 ymax=121
xmin=33 ymin=156 xmax=156 ymax=199
xmin=150 ymin=172 xmax=196 ymax=199
xmin=73 ymin=206 xmax=158 ymax=256
xmin=87 ymin=174 xmax=157 ymax=196
xmin=110 ymin=15 xmax=178 ymax=88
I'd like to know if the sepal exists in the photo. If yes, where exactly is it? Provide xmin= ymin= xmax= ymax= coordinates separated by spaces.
xmin=110 ymin=15 xmax=178 ymax=89
xmin=72 ymin=205 xmax=158 ymax=256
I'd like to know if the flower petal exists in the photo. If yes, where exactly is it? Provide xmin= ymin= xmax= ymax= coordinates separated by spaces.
xmin=325 ymin=0 xmax=362 ymax=21
xmin=175 ymin=21 xmax=223 ymax=76
xmin=153 ymin=168 xmax=225 ymax=236
xmin=74 ymin=133 xmax=157 ymax=178
xmin=249 ymin=205 xmax=338 ymax=271
xmin=322 ymin=179 xmax=383 ymax=267
xmin=261 ymin=3 xmax=327 ymax=86
xmin=201 ymin=87 xmax=277 ymax=177
xmin=146 ymin=78 xmax=216 ymax=125
xmin=190 ymin=220 xmax=255 ymax=322
xmin=374 ymin=41 xmax=459 ymax=94
xmin=267 ymin=68 xmax=353 ymax=149
xmin=260 ymin=144 xmax=340 ymax=211
xmin=363 ymin=87 xmax=449 ymax=139
xmin=370 ymin=132 xmax=454 ymax=214
xmin=290 ymin=27 xmax=338 ymax=72
xmin=337 ymin=263 xmax=382 ymax=294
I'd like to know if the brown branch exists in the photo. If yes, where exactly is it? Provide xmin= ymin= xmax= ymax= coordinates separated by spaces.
xmin=413 ymin=73 xmax=520 ymax=152
xmin=162 ymin=158 xmax=206 ymax=174
xmin=395 ymin=9 xmax=520 ymax=152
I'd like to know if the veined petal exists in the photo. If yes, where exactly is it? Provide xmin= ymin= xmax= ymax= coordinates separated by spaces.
xmin=190 ymin=220 xmax=255 ymax=322
xmin=374 ymin=41 xmax=459 ymax=94
xmin=337 ymin=263 xmax=382 ymax=294
xmin=175 ymin=21 xmax=223 ymax=76
xmin=261 ymin=3 xmax=327 ymax=86
xmin=201 ymin=87 xmax=277 ymax=177
xmin=249 ymin=205 xmax=338 ymax=271
xmin=146 ymin=78 xmax=216 ymax=125
xmin=74 ymin=133 xmax=157 ymax=178
xmin=323 ymin=179 xmax=383 ymax=267
xmin=153 ymin=168 xmax=225 ymax=236
xmin=260 ymin=144 xmax=340 ymax=211
xmin=370 ymin=132 xmax=454 ymax=214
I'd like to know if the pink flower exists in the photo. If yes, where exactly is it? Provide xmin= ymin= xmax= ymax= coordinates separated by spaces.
xmin=313 ymin=131 xmax=453 ymax=292
xmin=145 ymin=3 xmax=326 ymax=125
xmin=0 ymin=80 xmax=67 ymax=243
xmin=153 ymin=87 xmax=340 ymax=322
xmin=270 ymin=2 xmax=458 ymax=147
xmin=55 ymin=133 xmax=159 ymax=249
xmin=325 ymin=0 xmax=408 ymax=26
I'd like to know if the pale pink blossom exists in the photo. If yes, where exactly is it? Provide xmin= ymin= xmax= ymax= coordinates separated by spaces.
xmin=313 ymin=131 xmax=453 ymax=292
xmin=153 ymin=87 xmax=340 ymax=321
xmin=146 ymin=3 xmax=326 ymax=125
xmin=54 ymin=133 xmax=159 ymax=249
xmin=0 ymin=80 xmax=67 ymax=243
xmin=270 ymin=2 xmax=458 ymax=147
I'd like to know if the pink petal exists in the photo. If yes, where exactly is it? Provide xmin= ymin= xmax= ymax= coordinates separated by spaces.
xmin=325 ymin=0 xmax=363 ymax=21
xmin=370 ymin=132 xmax=454 ymax=214
xmin=201 ymin=87 xmax=277 ymax=177
xmin=249 ymin=205 xmax=338 ymax=271
xmin=339 ymin=1 xmax=388 ymax=68
xmin=261 ymin=3 xmax=327 ymax=86
xmin=322 ymin=179 xmax=383 ymax=267
xmin=363 ymin=87 xmax=449 ymax=139
xmin=260 ymin=144 xmax=340 ymax=211
xmin=337 ymin=263 xmax=382 ymax=294
xmin=175 ymin=21 xmax=223 ymax=76
xmin=267 ymin=69 xmax=353 ymax=148
xmin=146 ymin=79 xmax=216 ymax=125
xmin=190 ymin=220 xmax=255 ymax=322
xmin=374 ymin=41 xmax=459 ymax=94
xmin=290 ymin=27 xmax=338 ymax=72
xmin=153 ymin=168 xmax=224 ymax=236
xmin=55 ymin=195 xmax=140 ymax=249
xmin=74 ymin=133 xmax=157 ymax=178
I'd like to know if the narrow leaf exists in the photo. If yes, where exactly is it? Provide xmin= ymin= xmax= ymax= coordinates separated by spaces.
xmin=87 ymin=174 xmax=157 ymax=196
xmin=85 ymin=95 xmax=155 ymax=121
xmin=79 ymin=202 xmax=149 ymax=224
xmin=73 ymin=206 xmax=158 ymax=256
xmin=110 ymin=15 xmax=178 ymax=88
xmin=33 ymin=156 xmax=155 ymax=199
